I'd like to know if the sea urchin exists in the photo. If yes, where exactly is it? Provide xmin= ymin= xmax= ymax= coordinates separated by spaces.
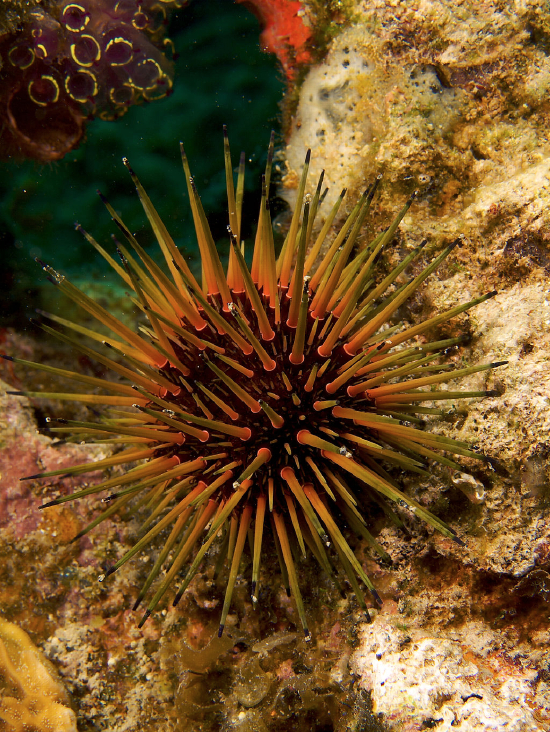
xmin=5 ymin=130 xmax=505 ymax=639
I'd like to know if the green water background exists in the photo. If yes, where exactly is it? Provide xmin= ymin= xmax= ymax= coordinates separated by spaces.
xmin=0 ymin=0 xmax=284 ymax=325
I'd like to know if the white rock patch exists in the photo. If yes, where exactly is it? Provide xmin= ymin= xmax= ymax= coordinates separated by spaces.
xmin=350 ymin=620 xmax=542 ymax=731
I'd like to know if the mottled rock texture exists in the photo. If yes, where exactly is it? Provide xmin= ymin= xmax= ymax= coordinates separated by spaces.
xmin=350 ymin=619 xmax=546 ymax=731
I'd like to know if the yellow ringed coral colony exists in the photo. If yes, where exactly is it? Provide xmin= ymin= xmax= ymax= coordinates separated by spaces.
xmin=4 ymin=130 xmax=506 ymax=639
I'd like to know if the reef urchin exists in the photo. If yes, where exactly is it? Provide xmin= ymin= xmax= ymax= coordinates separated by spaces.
xmin=4 ymin=130 xmax=505 ymax=639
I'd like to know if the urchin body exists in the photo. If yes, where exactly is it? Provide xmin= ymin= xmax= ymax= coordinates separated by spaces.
xmin=5 ymin=130 xmax=504 ymax=638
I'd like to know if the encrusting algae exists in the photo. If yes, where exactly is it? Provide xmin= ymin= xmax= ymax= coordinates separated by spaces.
xmin=4 ymin=129 xmax=506 ymax=639
xmin=0 ymin=617 xmax=76 ymax=732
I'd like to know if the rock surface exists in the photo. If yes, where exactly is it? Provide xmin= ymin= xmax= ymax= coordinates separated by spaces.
xmin=350 ymin=619 xmax=546 ymax=731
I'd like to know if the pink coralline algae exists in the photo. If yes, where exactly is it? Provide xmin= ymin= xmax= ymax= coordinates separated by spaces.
xmin=0 ymin=0 xmax=184 ymax=162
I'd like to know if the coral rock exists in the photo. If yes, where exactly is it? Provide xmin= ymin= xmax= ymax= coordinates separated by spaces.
xmin=350 ymin=619 xmax=547 ymax=731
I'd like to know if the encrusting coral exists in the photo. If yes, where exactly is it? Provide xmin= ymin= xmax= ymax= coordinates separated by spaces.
xmin=0 ymin=617 xmax=76 ymax=732
xmin=4 ymin=130 xmax=506 ymax=640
